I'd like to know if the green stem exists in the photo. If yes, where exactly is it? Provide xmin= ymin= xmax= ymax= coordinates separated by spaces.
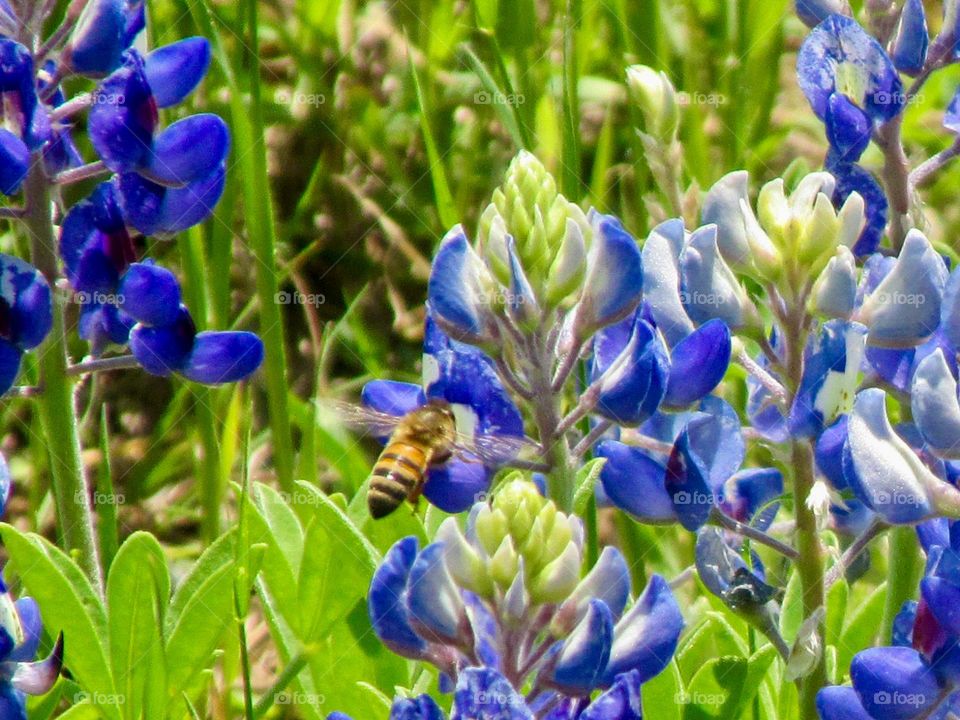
xmin=881 ymin=526 xmax=922 ymax=644
xmin=23 ymin=159 xmax=103 ymax=592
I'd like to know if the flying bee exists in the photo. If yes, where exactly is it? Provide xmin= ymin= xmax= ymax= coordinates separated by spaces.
xmin=328 ymin=399 xmax=531 ymax=519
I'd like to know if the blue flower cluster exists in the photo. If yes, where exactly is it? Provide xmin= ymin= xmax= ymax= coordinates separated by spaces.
xmin=335 ymin=482 xmax=683 ymax=719
xmin=0 ymin=2 xmax=263 ymax=391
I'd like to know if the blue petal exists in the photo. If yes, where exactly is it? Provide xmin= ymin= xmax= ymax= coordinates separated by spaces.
xmin=368 ymin=537 xmax=428 ymax=658
xmin=11 ymin=632 xmax=63 ymax=695
xmin=388 ymin=696 xmax=445 ymax=720
xmin=423 ymin=316 xmax=524 ymax=439
xmin=797 ymin=15 xmax=904 ymax=124
xmin=891 ymin=0 xmax=929 ymax=76
xmin=0 ymin=453 xmax=10 ymax=517
xmin=118 ymin=164 xmax=227 ymax=236
xmin=65 ymin=0 xmax=127 ymax=75
xmin=78 ymin=301 xmax=135 ymax=354
xmin=117 ymin=262 xmax=182 ymax=326
xmin=580 ymin=670 xmax=642 ymax=720
xmin=816 ymin=248 xmax=858 ymax=319
xmin=701 ymin=171 xmax=751 ymax=267
xmin=641 ymin=219 xmax=695 ymax=346
xmin=575 ymin=211 xmax=643 ymax=336
xmin=0 ymin=130 xmax=29 ymax=196
xmin=180 ymin=331 xmax=264 ymax=384
xmin=597 ymin=440 xmax=676 ymax=523
xmin=0 ymin=255 xmax=53 ymax=350
xmin=816 ymin=686 xmax=873 ymax=720
xmin=892 ymin=600 xmax=918 ymax=647
xmin=851 ymin=647 xmax=943 ymax=720
xmin=89 ymin=51 xmax=157 ymax=172
xmin=827 ymin=156 xmax=888 ymax=256
xmin=59 ymin=180 xmax=132 ymax=294
xmin=720 ymin=467 xmax=784 ymax=530
xmin=680 ymin=224 xmax=753 ymax=329
xmin=423 ymin=458 xmax=490 ymax=513
xmin=666 ymin=415 xmax=718 ymax=531
xmin=406 ymin=543 xmax=465 ymax=644
xmin=844 ymin=388 xmax=939 ymax=523
xmin=143 ymin=114 xmax=230 ymax=186
xmin=695 ymin=525 xmax=747 ymax=598
xmin=859 ymin=230 xmax=947 ymax=348
xmin=560 ymin=547 xmax=631 ymax=628
xmin=940 ymin=265 xmax=960 ymax=350
xmin=549 ymin=599 xmax=613 ymax=694
xmin=8 ymin=598 xmax=40 ymax=662
xmin=687 ymin=399 xmax=745 ymax=491
xmin=129 ymin=305 xmax=195 ymax=376
xmin=361 ymin=380 xmax=424 ymax=418
xmin=815 ymin=415 xmax=849 ymax=489
xmin=920 ymin=576 xmax=960 ymax=638
xmin=144 ymin=38 xmax=211 ymax=108
xmin=788 ymin=320 xmax=867 ymax=437
xmin=912 ymin=350 xmax=960 ymax=459
xmin=593 ymin=312 xmax=668 ymax=426
xmin=825 ymin=92 xmax=872 ymax=161
xmin=427 ymin=226 xmax=498 ymax=343
xmin=0 ymin=684 xmax=24 ymax=720
xmin=946 ymin=91 xmax=960 ymax=134
xmin=663 ymin=318 xmax=731 ymax=408
xmin=0 ymin=342 xmax=21 ymax=396
xmin=452 ymin=667 xmax=533 ymax=720
xmin=602 ymin=574 xmax=683 ymax=684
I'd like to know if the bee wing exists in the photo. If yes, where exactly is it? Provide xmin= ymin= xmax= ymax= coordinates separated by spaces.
xmin=319 ymin=400 xmax=402 ymax=438
xmin=453 ymin=432 xmax=537 ymax=467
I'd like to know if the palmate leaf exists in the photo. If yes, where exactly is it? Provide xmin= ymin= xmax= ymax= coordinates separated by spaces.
xmin=0 ymin=524 xmax=119 ymax=720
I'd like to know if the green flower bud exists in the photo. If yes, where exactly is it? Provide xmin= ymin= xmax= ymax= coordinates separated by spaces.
xmin=626 ymin=65 xmax=679 ymax=143
xmin=436 ymin=518 xmax=495 ymax=597
xmin=475 ymin=505 xmax=510 ymax=557
xmin=490 ymin=535 xmax=520 ymax=589
xmin=530 ymin=541 xmax=581 ymax=604
xmin=544 ymin=219 xmax=587 ymax=309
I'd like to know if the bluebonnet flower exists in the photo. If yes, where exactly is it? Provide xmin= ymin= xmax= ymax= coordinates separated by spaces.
xmin=362 ymin=481 xmax=682 ymax=718
xmin=64 ymin=0 xmax=145 ymax=76
xmin=361 ymin=317 xmax=525 ymax=513
xmin=0 ymin=37 xmax=49 ymax=196
xmin=816 ymin=521 xmax=960 ymax=719
xmin=0 ymin=256 xmax=52 ymax=395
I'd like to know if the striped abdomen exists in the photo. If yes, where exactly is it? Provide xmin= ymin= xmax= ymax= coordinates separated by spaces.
xmin=368 ymin=441 xmax=430 ymax=519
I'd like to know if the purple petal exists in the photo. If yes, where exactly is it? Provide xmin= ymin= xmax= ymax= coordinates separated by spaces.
xmin=891 ymin=0 xmax=929 ymax=76
xmin=361 ymin=380 xmax=424 ymax=418
xmin=662 ymin=318 xmax=731 ymax=408
xmin=602 ymin=574 xmax=683 ymax=684
xmin=0 ymin=255 xmax=53 ymax=350
xmin=406 ymin=543 xmax=465 ymax=644
xmin=11 ymin=633 xmax=63 ymax=695
xmin=549 ymin=600 xmax=613 ymax=695
xmin=144 ymin=37 xmax=212 ymax=108
xmin=89 ymin=51 xmax=157 ymax=172
xmin=143 ymin=114 xmax=230 ymax=186
xmin=368 ymin=537 xmax=428 ymax=658
xmin=720 ymin=467 xmax=784 ymax=530
xmin=816 ymin=686 xmax=873 ymax=720
xmin=423 ymin=458 xmax=490 ymax=513
xmin=574 ymin=211 xmax=643 ymax=336
xmin=65 ymin=0 xmax=126 ymax=75
xmin=851 ymin=646 xmax=942 ymax=720
xmin=117 ymin=261 xmax=182 ymax=326
xmin=453 ymin=667 xmax=533 ymax=720
xmin=59 ymin=180 xmax=133 ymax=294
xmin=129 ymin=305 xmax=195 ymax=376
xmin=119 ymin=164 xmax=227 ymax=237
xmin=180 ymin=331 xmax=264 ymax=384
xmin=0 ymin=130 xmax=29 ymax=196
xmin=596 ymin=440 xmax=677 ymax=523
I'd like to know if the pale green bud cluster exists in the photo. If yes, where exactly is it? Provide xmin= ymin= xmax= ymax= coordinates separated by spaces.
xmin=739 ymin=173 xmax=865 ymax=285
xmin=476 ymin=151 xmax=591 ymax=309
xmin=436 ymin=477 xmax=584 ymax=607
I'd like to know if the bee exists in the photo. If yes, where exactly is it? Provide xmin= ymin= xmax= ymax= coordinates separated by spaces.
xmin=329 ymin=399 xmax=529 ymax=519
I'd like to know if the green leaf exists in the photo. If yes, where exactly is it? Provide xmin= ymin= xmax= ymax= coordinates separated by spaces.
xmin=107 ymin=532 xmax=169 ymax=720
xmin=837 ymin=582 xmax=887 ymax=676
xmin=682 ymin=655 xmax=748 ymax=719
xmin=164 ymin=529 xmax=238 ymax=698
xmin=779 ymin=568 xmax=803 ymax=643
xmin=0 ymin=524 xmax=118 ymax=720
xmin=642 ymin=659 xmax=683 ymax=720
xmin=572 ymin=458 xmax=605 ymax=516
xmin=825 ymin=578 xmax=848 ymax=647
xmin=726 ymin=645 xmax=778 ymax=718
xmin=247 ymin=483 xmax=304 ymax=632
